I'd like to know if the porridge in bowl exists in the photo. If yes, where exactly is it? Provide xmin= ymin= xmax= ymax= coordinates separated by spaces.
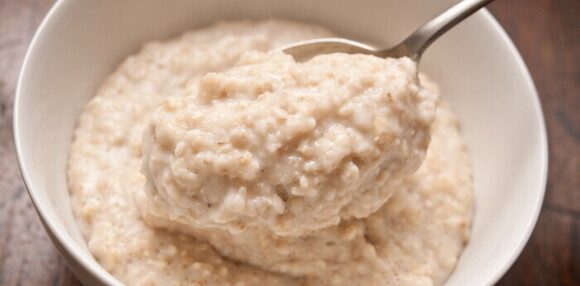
xmin=68 ymin=20 xmax=473 ymax=285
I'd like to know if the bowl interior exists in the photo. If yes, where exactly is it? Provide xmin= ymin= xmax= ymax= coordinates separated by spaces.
xmin=15 ymin=0 xmax=547 ymax=285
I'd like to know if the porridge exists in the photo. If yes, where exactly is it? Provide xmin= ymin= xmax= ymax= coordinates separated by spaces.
xmin=139 ymin=51 xmax=436 ymax=237
xmin=68 ymin=20 xmax=473 ymax=285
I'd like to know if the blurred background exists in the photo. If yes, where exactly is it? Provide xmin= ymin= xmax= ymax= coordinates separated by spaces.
xmin=0 ymin=0 xmax=577 ymax=285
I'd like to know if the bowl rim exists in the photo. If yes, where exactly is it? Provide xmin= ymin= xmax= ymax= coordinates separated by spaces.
xmin=13 ymin=1 xmax=122 ymax=285
xmin=13 ymin=0 xmax=548 ymax=285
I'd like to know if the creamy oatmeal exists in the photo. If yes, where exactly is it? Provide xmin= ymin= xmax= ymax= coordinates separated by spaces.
xmin=68 ymin=20 xmax=473 ymax=286
xmin=139 ymin=51 xmax=436 ymax=237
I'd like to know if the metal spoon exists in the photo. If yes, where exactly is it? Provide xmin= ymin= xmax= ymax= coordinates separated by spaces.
xmin=282 ymin=0 xmax=495 ymax=62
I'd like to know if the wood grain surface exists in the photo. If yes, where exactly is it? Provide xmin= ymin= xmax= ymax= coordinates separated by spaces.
xmin=0 ymin=0 xmax=578 ymax=285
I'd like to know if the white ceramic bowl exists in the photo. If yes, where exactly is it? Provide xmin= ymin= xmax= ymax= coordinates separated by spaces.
xmin=14 ymin=0 xmax=547 ymax=285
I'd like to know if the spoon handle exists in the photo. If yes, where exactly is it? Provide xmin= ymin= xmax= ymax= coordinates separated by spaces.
xmin=403 ymin=0 xmax=495 ymax=59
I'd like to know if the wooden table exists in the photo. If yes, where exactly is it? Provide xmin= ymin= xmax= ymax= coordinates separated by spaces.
xmin=0 ymin=0 xmax=577 ymax=285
